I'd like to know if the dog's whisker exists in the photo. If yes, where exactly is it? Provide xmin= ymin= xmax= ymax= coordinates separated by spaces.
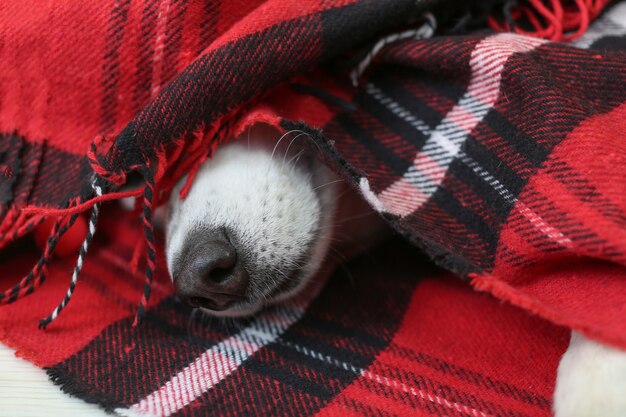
xmin=312 ymin=178 xmax=344 ymax=191
xmin=266 ymin=129 xmax=305 ymax=177
xmin=270 ymin=129 xmax=305 ymax=160
xmin=282 ymin=132 xmax=310 ymax=167
xmin=285 ymin=149 xmax=305 ymax=168
xmin=328 ymin=211 xmax=379 ymax=225
xmin=327 ymin=248 xmax=356 ymax=288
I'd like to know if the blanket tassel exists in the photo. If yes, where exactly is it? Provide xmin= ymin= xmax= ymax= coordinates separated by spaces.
xmin=0 ymin=212 xmax=80 ymax=306
xmin=132 ymin=166 xmax=157 ymax=327
xmin=39 ymin=180 xmax=103 ymax=329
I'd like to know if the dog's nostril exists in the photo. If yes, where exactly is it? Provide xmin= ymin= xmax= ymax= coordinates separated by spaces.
xmin=189 ymin=296 xmax=219 ymax=310
xmin=189 ymin=297 xmax=207 ymax=308
xmin=206 ymin=266 xmax=232 ymax=284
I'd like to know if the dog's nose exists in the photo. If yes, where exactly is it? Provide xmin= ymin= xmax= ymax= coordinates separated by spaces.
xmin=174 ymin=233 xmax=249 ymax=311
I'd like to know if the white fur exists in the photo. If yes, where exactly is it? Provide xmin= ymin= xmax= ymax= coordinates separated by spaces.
xmin=166 ymin=139 xmax=336 ymax=316
xmin=554 ymin=332 xmax=626 ymax=417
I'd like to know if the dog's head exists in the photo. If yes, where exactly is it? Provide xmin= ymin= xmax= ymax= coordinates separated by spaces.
xmin=165 ymin=129 xmax=337 ymax=317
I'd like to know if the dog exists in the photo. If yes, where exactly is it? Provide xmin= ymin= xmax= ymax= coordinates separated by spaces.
xmin=164 ymin=124 xmax=388 ymax=317
xmin=163 ymin=125 xmax=626 ymax=417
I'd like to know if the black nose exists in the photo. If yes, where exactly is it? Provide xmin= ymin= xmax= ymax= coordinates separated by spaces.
xmin=174 ymin=231 xmax=249 ymax=311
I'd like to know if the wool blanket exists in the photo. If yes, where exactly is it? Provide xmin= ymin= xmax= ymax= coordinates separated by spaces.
xmin=1 ymin=206 xmax=570 ymax=416
xmin=0 ymin=0 xmax=625 ymax=414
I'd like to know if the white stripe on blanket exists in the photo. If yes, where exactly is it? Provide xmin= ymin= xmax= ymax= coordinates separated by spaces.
xmin=360 ymin=33 xmax=546 ymax=218
xmin=115 ymin=293 xmax=319 ymax=417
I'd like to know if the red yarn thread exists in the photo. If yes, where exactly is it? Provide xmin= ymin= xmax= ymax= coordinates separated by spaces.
xmin=489 ymin=0 xmax=611 ymax=41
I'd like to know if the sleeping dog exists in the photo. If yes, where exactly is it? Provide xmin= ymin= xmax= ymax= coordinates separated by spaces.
xmin=163 ymin=125 xmax=626 ymax=417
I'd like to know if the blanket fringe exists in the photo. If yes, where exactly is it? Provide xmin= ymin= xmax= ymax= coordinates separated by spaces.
xmin=39 ymin=180 xmax=103 ymax=329
xmin=132 ymin=166 xmax=157 ymax=327
xmin=1 ymin=116 xmax=234 ymax=328
xmin=0 ymin=162 xmax=160 ymax=329
xmin=1 ymin=169 xmax=161 ymax=329
xmin=489 ymin=0 xmax=611 ymax=41
xmin=0 ymin=211 xmax=80 ymax=306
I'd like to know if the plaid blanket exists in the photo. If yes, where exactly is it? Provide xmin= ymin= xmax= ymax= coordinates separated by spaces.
xmin=1 ymin=0 xmax=625 ymax=415
xmin=1 ymin=206 xmax=569 ymax=416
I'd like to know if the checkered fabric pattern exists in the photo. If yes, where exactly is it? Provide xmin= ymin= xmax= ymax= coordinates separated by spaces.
xmin=0 ymin=0 xmax=625 ymax=415
xmin=1 ymin=206 xmax=569 ymax=416
xmin=305 ymin=5 xmax=626 ymax=348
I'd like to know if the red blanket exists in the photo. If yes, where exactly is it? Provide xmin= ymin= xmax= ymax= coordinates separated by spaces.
xmin=1 ymin=206 xmax=569 ymax=416
xmin=0 ymin=0 xmax=625 ymax=414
